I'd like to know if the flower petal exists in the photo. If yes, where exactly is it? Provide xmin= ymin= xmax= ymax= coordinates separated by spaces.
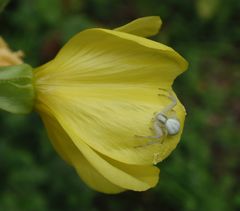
xmin=39 ymin=111 xmax=159 ymax=192
xmin=41 ymin=113 xmax=125 ymax=193
xmin=74 ymin=154 xmax=126 ymax=194
xmin=34 ymin=28 xmax=188 ymax=165
xmin=36 ymin=88 xmax=185 ymax=165
xmin=114 ymin=16 xmax=162 ymax=37
xmin=0 ymin=37 xmax=23 ymax=66
xmin=35 ymin=28 xmax=188 ymax=88
xmin=74 ymin=140 xmax=160 ymax=191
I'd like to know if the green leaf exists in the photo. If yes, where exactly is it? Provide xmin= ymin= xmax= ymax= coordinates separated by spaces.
xmin=0 ymin=0 xmax=10 ymax=13
xmin=0 ymin=64 xmax=35 ymax=114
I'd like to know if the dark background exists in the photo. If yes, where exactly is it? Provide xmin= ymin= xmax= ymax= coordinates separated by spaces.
xmin=0 ymin=0 xmax=239 ymax=210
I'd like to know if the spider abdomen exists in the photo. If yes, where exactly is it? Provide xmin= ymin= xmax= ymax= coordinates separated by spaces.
xmin=165 ymin=118 xmax=180 ymax=135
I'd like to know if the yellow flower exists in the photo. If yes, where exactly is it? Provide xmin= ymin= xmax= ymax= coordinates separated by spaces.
xmin=0 ymin=37 xmax=24 ymax=66
xmin=34 ymin=16 xmax=188 ymax=193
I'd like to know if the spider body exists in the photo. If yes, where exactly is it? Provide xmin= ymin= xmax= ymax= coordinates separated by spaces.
xmin=136 ymin=90 xmax=180 ymax=146
xmin=147 ymin=112 xmax=180 ymax=140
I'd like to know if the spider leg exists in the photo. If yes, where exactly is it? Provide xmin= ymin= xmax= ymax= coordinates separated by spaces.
xmin=134 ymin=121 xmax=165 ymax=148
xmin=158 ymin=88 xmax=169 ymax=96
xmin=141 ymin=121 xmax=163 ymax=139
xmin=135 ymin=140 xmax=161 ymax=148
xmin=158 ymin=89 xmax=177 ymax=115
xmin=160 ymin=125 xmax=168 ymax=144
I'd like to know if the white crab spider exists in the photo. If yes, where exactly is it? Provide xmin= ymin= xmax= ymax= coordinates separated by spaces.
xmin=136 ymin=90 xmax=180 ymax=146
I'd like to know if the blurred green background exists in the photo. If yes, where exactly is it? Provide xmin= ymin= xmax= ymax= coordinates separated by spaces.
xmin=0 ymin=0 xmax=239 ymax=210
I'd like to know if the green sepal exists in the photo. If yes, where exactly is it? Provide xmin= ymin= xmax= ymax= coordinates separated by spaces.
xmin=0 ymin=64 xmax=35 ymax=114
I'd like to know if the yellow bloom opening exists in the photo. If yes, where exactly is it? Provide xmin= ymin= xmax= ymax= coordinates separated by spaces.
xmin=34 ymin=17 xmax=188 ymax=193
xmin=0 ymin=37 xmax=24 ymax=66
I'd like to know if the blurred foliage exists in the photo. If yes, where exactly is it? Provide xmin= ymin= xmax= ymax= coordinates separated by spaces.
xmin=0 ymin=0 xmax=240 ymax=210
xmin=0 ymin=0 xmax=9 ymax=13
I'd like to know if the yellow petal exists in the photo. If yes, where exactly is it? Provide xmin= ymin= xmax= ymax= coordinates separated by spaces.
xmin=75 ymin=140 xmax=160 ymax=191
xmin=35 ymin=28 xmax=187 ymax=87
xmin=115 ymin=16 xmax=162 ymax=37
xmin=36 ymin=86 xmax=185 ymax=165
xmin=40 ymin=111 xmax=73 ymax=166
xmin=41 ymin=112 xmax=125 ymax=193
xmin=0 ymin=37 xmax=24 ymax=66
xmin=0 ymin=37 xmax=8 ymax=48
xmin=34 ymin=28 xmax=187 ymax=165
xmin=74 ymin=154 xmax=126 ymax=194
xmin=39 ymin=111 xmax=159 ymax=192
